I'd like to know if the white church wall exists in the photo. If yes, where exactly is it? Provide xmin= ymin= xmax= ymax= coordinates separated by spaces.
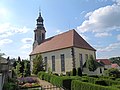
xmin=41 ymin=48 xmax=73 ymax=74
xmin=74 ymin=47 xmax=96 ymax=69
xmin=30 ymin=48 xmax=73 ymax=74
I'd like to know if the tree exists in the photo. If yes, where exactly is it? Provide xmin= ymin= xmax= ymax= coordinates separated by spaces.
xmin=32 ymin=54 xmax=44 ymax=75
xmin=15 ymin=62 xmax=21 ymax=77
xmin=77 ymin=67 xmax=82 ymax=76
xmin=86 ymin=55 xmax=97 ymax=71
xmin=23 ymin=60 xmax=30 ymax=77
xmin=72 ymin=68 xmax=76 ymax=76
xmin=18 ymin=56 xmax=21 ymax=62
xmin=109 ymin=57 xmax=120 ymax=66
xmin=104 ymin=68 xmax=120 ymax=78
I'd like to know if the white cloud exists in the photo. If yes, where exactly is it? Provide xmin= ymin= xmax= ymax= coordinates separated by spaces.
xmin=77 ymin=1 xmax=120 ymax=33
xmin=0 ymin=32 xmax=13 ymax=38
xmin=117 ymin=34 xmax=120 ymax=41
xmin=0 ymin=39 xmax=13 ymax=46
xmin=97 ymin=42 xmax=120 ymax=52
xmin=20 ymin=44 xmax=31 ymax=49
xmin=21 ymin=38 xmax=33 ymax=43
xmin=0 ymin=23 xmax=30 ymax=39
xmin=95 ymin=32 xmax=112 ymax=37
xmin=0 ymin=7 xmax=9 ymax=20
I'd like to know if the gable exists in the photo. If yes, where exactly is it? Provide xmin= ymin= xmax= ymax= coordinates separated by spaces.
xmin=30 ymin=29 xmax=96 ymax=55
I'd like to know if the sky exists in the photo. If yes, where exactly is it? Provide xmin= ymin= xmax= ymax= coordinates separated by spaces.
xmin=0 ymin=0 xmax=120 ymax=59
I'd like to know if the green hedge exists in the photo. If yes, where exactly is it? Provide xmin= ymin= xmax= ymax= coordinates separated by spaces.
xmin=103 ymin=79 xmax=120 ymax=86
xmin=50 ymin=75 xmax=72 ymax=90
xmin=37 ymin=72 xmax=120 ymax=90
xmin=37 ymin=71 xmax=45 ymax=80
xmin=71 ymin=80 xmax=119 ymax=90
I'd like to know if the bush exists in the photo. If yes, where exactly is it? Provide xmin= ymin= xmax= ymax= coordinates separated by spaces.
xmin=3 ymin=82 xmax=18 ymax=90
xmin=87 ymin=77 xmax=98 ymax=84
xmin=50 ymin=75 xmax=73 ymax=90
xmin=77 ymin=67 xmax=82 ymax=76
xmin=72 ymin=68 xmax=76 ymax=76
xmin=104 ymin=68 xmax=120 ymax=78
xmin=95 ymin=80 xmax=108 ymax=86
xmin=103 ymin=79 xmax=120 ymax=86
xmin=66 ymin=72 xmax=71 ymax=76
xmin=71 ymin=80 xmax=119 ymax=90
xmin=44 ymin=73 xmax=51 ymax=82
xmin=37 ymin=71 xmax=45 ymax=80
xmin=88 ymin=75 xmax=99 ymax=78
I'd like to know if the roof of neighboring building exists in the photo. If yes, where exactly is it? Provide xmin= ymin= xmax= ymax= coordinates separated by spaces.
xmin=30 ymin=29 xmax=96 ymax=55
xmin=96 ymin=59 xmax=111 ymax=65
xmin=111 ymin=64 xmax=119 ymax=68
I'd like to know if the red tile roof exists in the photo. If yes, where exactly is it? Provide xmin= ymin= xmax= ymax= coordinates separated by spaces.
xmin=96 ymin=59 xmax=111 ymax=65
xmin=30 ymin=29 xmax=96 ymax=55
xmin=111 ymin=64 xmax=119 ymax=68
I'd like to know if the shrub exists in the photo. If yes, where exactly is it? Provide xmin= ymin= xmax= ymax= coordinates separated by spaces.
xmin=71 ymin=80 xmax=119 ymax=90
xmin=87 ymin=77 xmax=98 ymax=84
xmin=37 ymin=71 xmax=45 ymax=80
xmin=103 ymin=79 xmax=120 ymax=86
xmin=88 ymin=75 xmax=99 ymax=78
xmin=50 ymin=75 xmax=72 ymax=90
xmin=104 ymin=68 xmax=120 ymax=78
xmin=95 ymin=80 xmax=108 ymax=86
xmin=3 ymin=82 xmax=18 ymax=90
xmin=77 ymin=67 xmax=82 ymax=76
xmin=43 ymin=73 xmax=51 ymax=82
xmin=53 ymin=73 xmax=59 ymax=76
xmin=72 ymin=68 xmax=76 ymax=76
xmin=66 ymin=72 xmax=71 ymax=76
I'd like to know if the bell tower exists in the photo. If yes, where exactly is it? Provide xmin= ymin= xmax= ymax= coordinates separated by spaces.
xmin=33 ymin=11 xmax=46 ymax=50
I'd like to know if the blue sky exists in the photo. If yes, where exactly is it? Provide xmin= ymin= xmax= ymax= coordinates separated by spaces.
xmin=0 ymin=0 xmax=120 ymax=59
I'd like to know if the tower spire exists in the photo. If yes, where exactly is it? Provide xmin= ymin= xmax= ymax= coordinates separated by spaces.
xmin=39 ymin=6 xmax=41 ymax=17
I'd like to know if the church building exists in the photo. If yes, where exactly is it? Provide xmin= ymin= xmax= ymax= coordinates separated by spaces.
xmin=30 ymin=12 xmax=96 ymax=74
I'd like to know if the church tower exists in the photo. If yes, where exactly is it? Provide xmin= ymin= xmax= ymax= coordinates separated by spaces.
xmin=33 ymin=11 xmax=46 ymax=50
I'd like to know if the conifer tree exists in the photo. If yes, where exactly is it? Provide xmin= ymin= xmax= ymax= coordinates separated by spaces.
xmin=32 ymin=54 xmax=44 ymax=75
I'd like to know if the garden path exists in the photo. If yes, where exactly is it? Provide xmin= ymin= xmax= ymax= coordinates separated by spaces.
xmin=35 ymin=77 xmax=64 ymax=90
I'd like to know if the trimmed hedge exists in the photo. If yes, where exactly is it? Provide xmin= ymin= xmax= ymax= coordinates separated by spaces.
xmin=37 ymin=72 xmax=120 ymax=90
xmin=50 ymin=75 xmax=72 ymax=90
xmin=71 ymin=80 xmax=119 ymax=90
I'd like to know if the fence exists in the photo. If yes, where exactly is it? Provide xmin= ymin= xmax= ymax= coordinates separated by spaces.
xmin=41 ymin=85 xmax=67 ymax=90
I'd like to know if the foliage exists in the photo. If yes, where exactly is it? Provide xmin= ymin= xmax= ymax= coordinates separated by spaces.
xmin=95 ymin=80 xmax=108 ymax=86
xmin=72 ymin=68 xmax=76 ymax=76
xmin=50 ymin=75 xmax=72 ymax=90
xmin=32 ymin=54 xmax=44 ymax=75
xmin=3 ymin=82 xmax=18 ymax=90
xmin=18 ymin=56 xmax=21 ymax=62
xmin=77 ymin=67 xmax=82 ymax=76
xmin=3 ymin=78 xmax=19 ymax=90
xmin=15 ymin=62 xmax=21 ymax=77
xmin=23 ymin=61 xmax=31 ymax=77
xmin=71 ymin=80 xmax=118 ymax=90
xmin=104 ymin=68 xmax=120 ymax=78
xmin=37 ymin=71 xmax=120 ymax=90
xmin=13 ymin=59 xmax=30 ymax=77
xmin=86 ymin=55 xmax=97 ymax=71
xmin=109 ymin=57 xmax=120 ymax=66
